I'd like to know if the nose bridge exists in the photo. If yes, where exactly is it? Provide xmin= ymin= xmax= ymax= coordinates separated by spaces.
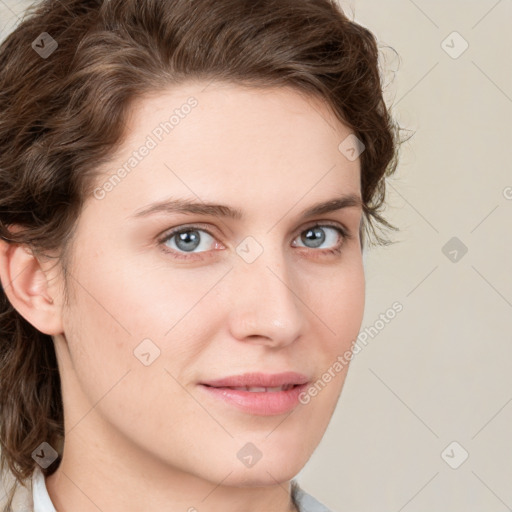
xmin=227 ymin=237 xmax=305 ymax=344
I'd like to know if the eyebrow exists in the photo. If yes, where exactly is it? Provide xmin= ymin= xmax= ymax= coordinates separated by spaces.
xmin=130 ymin=193 xmax=363 ymax=220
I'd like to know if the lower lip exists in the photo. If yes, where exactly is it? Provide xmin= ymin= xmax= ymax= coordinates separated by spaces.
xmin=198 ymin=383 xmax=309 ymax=416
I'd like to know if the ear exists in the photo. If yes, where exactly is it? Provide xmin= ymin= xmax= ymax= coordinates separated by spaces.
xmin=0 ymin=234 xmax=64 ymax=336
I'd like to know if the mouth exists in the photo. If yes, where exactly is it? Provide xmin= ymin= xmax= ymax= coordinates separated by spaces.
xmin=200 ymin=371 xmax=310 ymax=389
xmin=203 ymin=383 xmax=298 ymax=392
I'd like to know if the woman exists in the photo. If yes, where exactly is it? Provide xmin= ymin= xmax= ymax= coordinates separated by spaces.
xmin=0 ymin=0 xmax=403 ymax=510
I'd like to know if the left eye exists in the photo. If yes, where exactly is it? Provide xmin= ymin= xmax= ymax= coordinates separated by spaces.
xmin=159 ymin=223 xmax=348 ymax=260
xmin=292 ymin=224 xmax=346 ymax=250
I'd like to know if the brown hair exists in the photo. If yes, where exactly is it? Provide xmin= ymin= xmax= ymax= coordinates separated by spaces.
xmin=0 ymin=0 xmax=408 ymax=507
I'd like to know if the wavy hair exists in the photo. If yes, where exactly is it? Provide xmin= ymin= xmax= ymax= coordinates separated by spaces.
xmin=0 ymin=0 xmax=409 ymax=508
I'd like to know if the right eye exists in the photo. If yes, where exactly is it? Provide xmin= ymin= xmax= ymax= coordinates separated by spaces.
xmin=159 ymin=224 xmax=223 ymax=260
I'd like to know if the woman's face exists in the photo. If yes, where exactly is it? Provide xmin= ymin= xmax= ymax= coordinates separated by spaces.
xmin=52 ymin=81 xmax=365 ymax=487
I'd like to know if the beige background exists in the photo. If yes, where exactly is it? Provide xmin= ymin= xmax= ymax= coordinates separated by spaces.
xmin=1 ymin=0 xmax=511 ymax=510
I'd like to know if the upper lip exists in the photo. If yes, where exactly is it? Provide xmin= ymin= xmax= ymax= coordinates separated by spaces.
xmin=201 ymin=372 xmax=310 ymax=388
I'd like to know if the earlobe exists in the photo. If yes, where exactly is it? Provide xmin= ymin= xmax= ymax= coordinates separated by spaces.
xmin=0 ymin=238 xmax=63 ymax=336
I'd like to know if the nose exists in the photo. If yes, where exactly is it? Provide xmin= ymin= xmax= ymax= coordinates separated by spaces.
xmin=227 ymin=246 xmax=305 ymax=348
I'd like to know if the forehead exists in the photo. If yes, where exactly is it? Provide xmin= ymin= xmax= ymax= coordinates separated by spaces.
xmin=90 ymin=81 xmax=361 ymax=218
xmin=124 ymin=80 xmax=355 ymax=156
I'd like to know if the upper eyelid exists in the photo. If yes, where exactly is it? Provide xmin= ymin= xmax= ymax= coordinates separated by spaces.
xmin=158 ymin=221 xmax=350 ymax=250
xmin=160 ymin=220 xmax=349 ymax=240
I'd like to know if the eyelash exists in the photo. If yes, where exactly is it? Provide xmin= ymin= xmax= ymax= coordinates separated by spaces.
xmin=157 ymin=222 xmax=353 ymax=261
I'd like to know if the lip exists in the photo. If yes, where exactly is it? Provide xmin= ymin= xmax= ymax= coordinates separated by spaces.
xmin=201 ymin=371 xmax=309 ymax=388
xmin=198 ymin=372 xmax=310 ymax=416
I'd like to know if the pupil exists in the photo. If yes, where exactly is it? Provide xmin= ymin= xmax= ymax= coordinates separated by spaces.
xmin=176 ymin=230 xmax=200 ymax=251
xmin=303 ymin=227 xmax=325 ymax=248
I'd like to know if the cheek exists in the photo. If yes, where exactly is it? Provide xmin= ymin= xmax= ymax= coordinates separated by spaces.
xmin=62 ymin=287 xmax=132 ymax=393
xmin=63 ymin=257 xmax=212 ymax=378
xmin=60 ymin=258 xmax=144 ymax=394
xmin=315 ymin=257 xmax=365 ymax=350
xmin=303 ymin=262 xmax=365 ymax=415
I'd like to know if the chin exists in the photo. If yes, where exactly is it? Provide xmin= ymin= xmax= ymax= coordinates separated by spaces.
xmin=226 ymin=463 xmax=305 ymax=488
xmin=193 ymin=441 xmax=311 ymax=488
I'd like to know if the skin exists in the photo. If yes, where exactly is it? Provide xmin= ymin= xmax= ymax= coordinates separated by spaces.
xmin=0 ymin=81 xmax=365 ymax=512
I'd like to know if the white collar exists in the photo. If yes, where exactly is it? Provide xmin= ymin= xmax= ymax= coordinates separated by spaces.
xmin=32 ymin=466 xmax=56 ymax=512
